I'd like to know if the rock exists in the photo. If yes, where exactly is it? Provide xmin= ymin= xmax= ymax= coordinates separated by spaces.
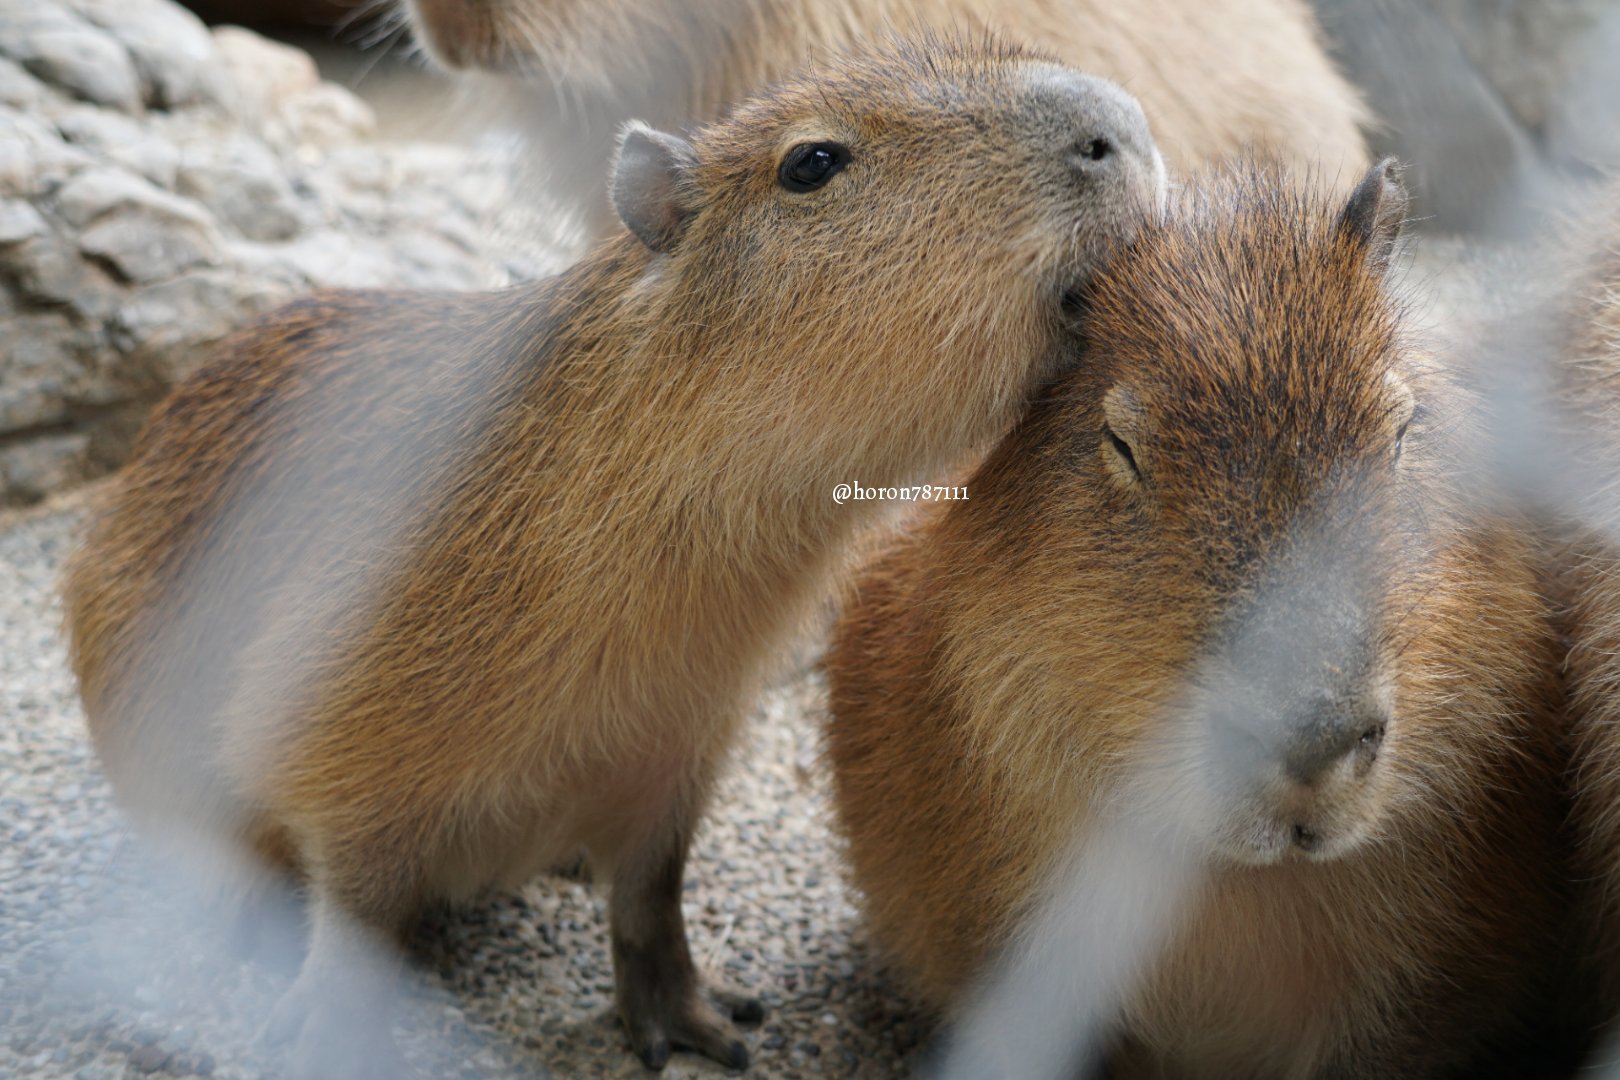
xmin=238 ymin=229 xmax=395 ymax=289
xmin=384 ymin=227 xmax=490 ymax=291
xmin=0 ymin=198 xmax=47 ymax=243
xmin=52 ymin=168 xmax=222 ymax=284
xmin=54 ymin=166 xmax=208 ymax=230
xmin=69 ymin=0 xmax=228 ymax=110
xmin=0 ymin=56 xmax=42 ymax=109
xmin=78 ymin=210 xmax=220 ymax=283
xmin=125 ymin=1042 xmax=171 ymax=1073
xmin=2 ymin=234 xmax=119 ymax=313
xmin=8 ymin=27 xmax=141 ymax=113
xmin=325 ymin=144 xmax=397 ymax=194
xmin=0 ymin=0 xmax=522 ymax=507
xmin=0 ymin=136 xmax=31 ymax=196
xmin=0 ymin=315 xmax=108 ymax=425
xmin=176 ymin=137 xmax=303 ymax=241
xmin=55 ymin=106 xmax=180 ymax=188
xmin=210 ymin=26 xmax=319 ymax=124
xmin=0 ymin=107 xmax=94 ymax=197
xmin=0 ymin=374 xmax=70 ymax=435
xmin=282 ymin=82 xmax=376 ymax=149
xmin=107 ymin=270 xmax=245 ymax=378
xmin=0 ymin=432 xmax=93 ymax=500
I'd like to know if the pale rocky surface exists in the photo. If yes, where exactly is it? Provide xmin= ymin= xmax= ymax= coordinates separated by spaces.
xmin=0 ymin=0 xmax=548 ymax=508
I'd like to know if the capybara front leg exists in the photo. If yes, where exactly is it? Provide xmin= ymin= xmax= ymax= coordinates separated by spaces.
xmin=611 ymin=825 xmax=764 ymax=1071
xmin=260 ymin=856 xmax=419 ymax=1079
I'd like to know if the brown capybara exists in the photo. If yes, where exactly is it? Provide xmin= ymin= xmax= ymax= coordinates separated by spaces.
xmin=1546 ymin=183 xmax=1620 ymax=1063
xmin=404 ymin=0 xmax=1368 ymax=237
xmin=61 ymin=39 xmax=1166 ymax=1078
xmin=825 ymin=161 xmax=1585 ymax=1077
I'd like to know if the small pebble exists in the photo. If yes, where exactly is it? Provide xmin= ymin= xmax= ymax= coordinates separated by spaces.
xmin=127 ymin=1044 xmax=170 ymax=1073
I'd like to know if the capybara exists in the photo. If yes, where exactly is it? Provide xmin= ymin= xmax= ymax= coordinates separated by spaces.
xmin=404 ymin=0 xmax=1368 ymax=237
xmin=61 ymin=39 xmax=1165 ymax=1077
xmin=826 ymin=160 xmax=1583 ymax=1076
xmin=1544 ymin=182 xmax=1620 ymax=1066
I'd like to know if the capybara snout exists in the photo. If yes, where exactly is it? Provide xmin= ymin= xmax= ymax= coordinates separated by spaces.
xmin=1187 ymin=527 xmax=1404 ymax=866
xmin=1018 ymin=63 xmax=1166 ymax=207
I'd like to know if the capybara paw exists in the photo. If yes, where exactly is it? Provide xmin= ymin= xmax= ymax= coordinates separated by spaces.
xmin=623 ymin=992 xmax=753 ymax=1072
xmin=713 ymin=988 xmax=766 ymax=1026
xmin=260 ymin=982 xmax=405 ymax=1080
xmin=259 ymin=980 xmax=314 ymax=1050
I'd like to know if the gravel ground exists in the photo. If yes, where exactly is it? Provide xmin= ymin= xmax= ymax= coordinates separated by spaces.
xmin=0 ymin=490 xmax=928 ymax=1079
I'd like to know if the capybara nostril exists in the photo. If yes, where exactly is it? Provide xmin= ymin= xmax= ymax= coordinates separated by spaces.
xmin=1282 ymin=703 xmax=1386 ymax=783
xmin=1077 ymin=137 xmax=1114 ymax=163
xmin=1048 ymin=76 xmax=1156 ymax=184
xmin=1035 ymin=73 xmax=1165 ymax=216
xmin=1291 ymin=824 xmax=1319 ymax=851
xmin=1067 ymin=134 xmax=1120 ymax=183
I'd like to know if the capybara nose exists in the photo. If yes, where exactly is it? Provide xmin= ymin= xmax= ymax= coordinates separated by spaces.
xmin=1068 ymin=132 xmax=1118 ymax=178
xmin=1030 ymin=68 xmax=1163 ymax=197
xmin=1283 ymin=695 xmax=1389 ymax=784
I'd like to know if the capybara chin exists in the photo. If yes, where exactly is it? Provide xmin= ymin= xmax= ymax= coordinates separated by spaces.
xmin=61 ymin=38 xmax=1165 ymax=1078
xmin=826 ymin=160 xmax=1581 ymax=1077
xmin=403 ymin=0 xmax=1367 ymax=237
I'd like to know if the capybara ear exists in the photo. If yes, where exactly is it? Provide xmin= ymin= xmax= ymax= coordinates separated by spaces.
xmin=611 ymin=121 xmax=700 ymax=253
xmin=1336 ymin=158 xmax=1408 ymax=274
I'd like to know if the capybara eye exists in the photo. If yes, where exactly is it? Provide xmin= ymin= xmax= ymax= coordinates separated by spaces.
xmin=1393 ymin=421 xmax=1409 ymax=462
xmin=1104 ymin=425 xmax=1140 ymax=479
xmin=779 ymin=142 xmax=850 ymax=192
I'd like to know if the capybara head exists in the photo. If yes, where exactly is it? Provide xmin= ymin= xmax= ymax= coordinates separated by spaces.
xmin=404 ymin=0 xmax=535 ymax=72
xmin=405 ymin=0 xmax=732 ymax=77
xmin=945 ymin=161 xmax=1435 ymax=867
xmin=602 ymin=38 xmax=1165 ymax=463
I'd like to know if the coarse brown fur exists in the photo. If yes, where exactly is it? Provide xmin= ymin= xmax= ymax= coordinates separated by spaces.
xmin=61 ymin=39 xmax=1165 ymax=1077
xmin=1545 ymin=182 xmax=1620 ymax=1063
xmin=825 ymin=163 xmax=1582 ymax=1077
xmin=403 ymin=0 xmax=1369 ymax=237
